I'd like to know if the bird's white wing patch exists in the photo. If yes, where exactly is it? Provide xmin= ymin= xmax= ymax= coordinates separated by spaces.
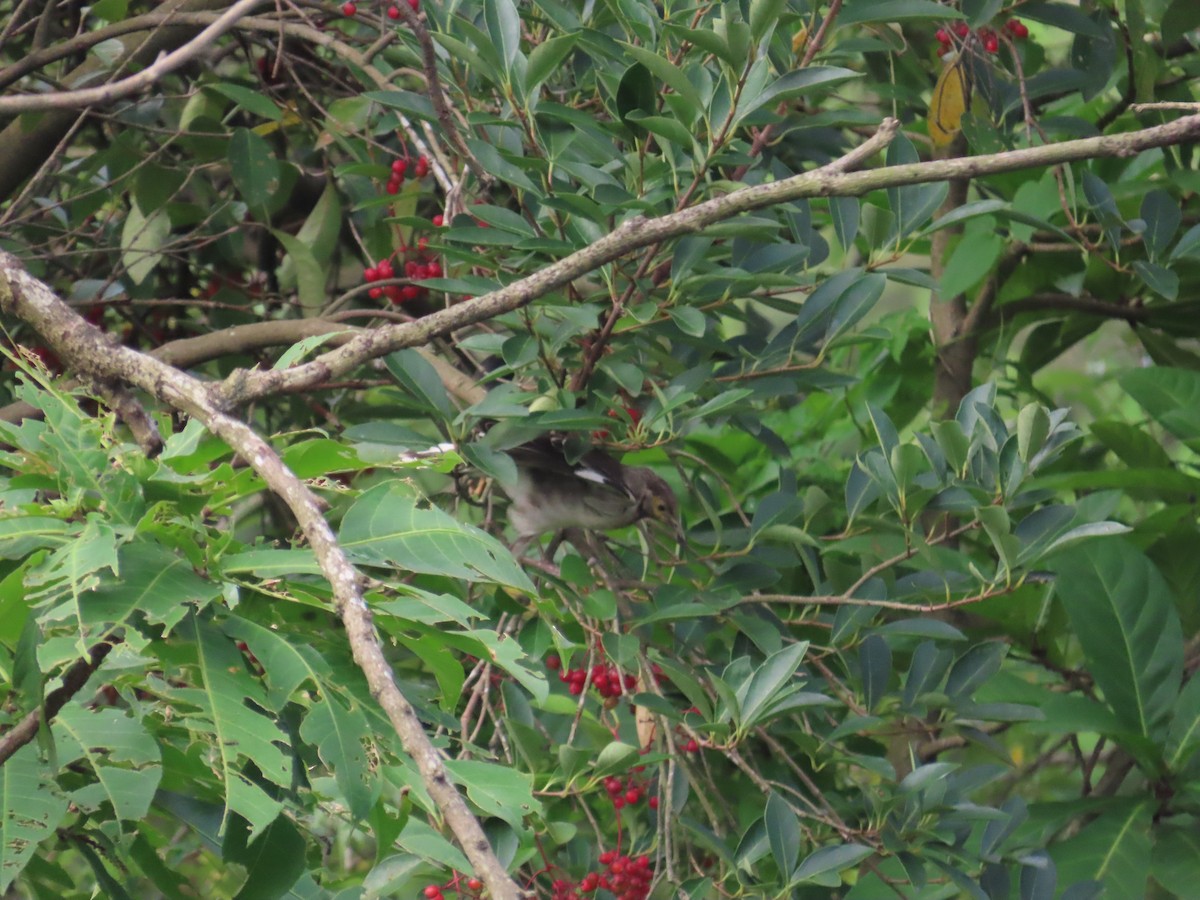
xmin=573 ymin=466 xmax=611 ymax=486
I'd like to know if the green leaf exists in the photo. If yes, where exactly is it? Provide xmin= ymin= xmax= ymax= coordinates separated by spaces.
xmin=121 ymin=199 xmax=170 ymax=286
xmin=525 ymin=33 xmax=578 ymax=95
xmin=205 ymin=83 xmax=282 ymax=121
xmin=54 ymin=705 xmax=161 ymax=822
xmin=618 ymin=43 xmax=703 ymax=113
xmin=1121 ymin=367 xmax=1200 ymax=446
xmin=299 ymin=696 xmax=380 ymax=821
xmin=228 ymin=128 xmax=280 ymax=212
xmin=1133 ymin=260 xmax=1179 ymax=300
xmin=830 ymin=197 xmax=860 ymax=250
xmin=594 ymin=741 xmax=641 ymax=778
xmin=78 ymin=540 xmax=220 ymax=633
xmin=339 ymin=482 xmax=536 ymax=595
xmin=1020 ymin=1 xmax=1111 ymax=36
xmin=616 ymin=62 xmax=657 ymax=135
xmin=1152 ymin=824 xmax=1200 ymax=898
xmin=444 ymin=759 xmax=539 ymax=829
xmin=384 ymin=349 xmax=456 ymax=420
xmin=1165 ymin=673 xmax=1200 ymax=771
xmin=484 ymin=0 xmax=523 ymax=72
xmin=1140 ymin=190 xmax=1180 ymax=259
xmin=1050 ymin=540 xmax=1183 ymax=743
xmin=735 ymin=67 xmax=861 ymax=124
xmin=1051 ymin=801 xmax=1151 ymax=897
xmin=859 ymin=634 xmax=891 ymax=713
xmin=626 ymin=111 xmax=695 ymax=148
xmin=175 ymin=616 xmax=290 ymax=840
xmin=765 ymin=792 xmax=800 ymax=879
xmin=840 ymin=0 xmax=962 ymax=23
xmin=735 ymin=642 xmax=809 ymax=731
xmin=272 ymin=230 xmax=326 ymax=310
xmin=793 ymin=843 xmax=874 ymax=885
xmin=222 ymin=815 xmax=307 ymax=900
xmin=945 ymin=642 xmax=1007 ymax=699
xmin=1017 ymin=403 xmax=1051 ymax=463
xmin=749 ymin=0 xmax=787 ymax=43
xmin=0 ymin=744 xmax=70 ymax=892
xmin=940 ymin=230 xmax=1003 ymax=297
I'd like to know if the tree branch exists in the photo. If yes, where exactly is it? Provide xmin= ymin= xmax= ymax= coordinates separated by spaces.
xmin=0 ymin=254 xmax=526 ymax=900
xmin=0 ymin=0 xmax=268 ymax=114
xmin=209 ymin=113 xmax=1200 ymax=408
xmin=0 ymin=640 xmax=116 ymax=766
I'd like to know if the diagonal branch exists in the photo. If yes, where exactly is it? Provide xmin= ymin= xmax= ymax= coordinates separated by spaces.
xmin=0 ymin=0 xmax=269 ymax=114
xmin=0 ymin=253 xmax=527 ymax=900
xmin=212 ymin=112 xmax=1200 ymax=409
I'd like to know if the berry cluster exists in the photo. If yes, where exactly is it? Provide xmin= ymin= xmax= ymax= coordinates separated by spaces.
xmin=602 ymin=767 xmax=652 ymax=811
xmin=935 ymin=18 xmax=1027 ymax=54
xmin=342 ymin=0 xmax=419 ymax=17
xmin=587 ymin=852 xmax=654 ymax=900
xmin=548 ymin=655 xmax=637 ymax=701
xmin=362 ymin=238 xmax=442 ymax=304
xmin=422 ymin=878 xmax=482 ymax=900
xmin=383 ymin=154 xmax=430 ymax=195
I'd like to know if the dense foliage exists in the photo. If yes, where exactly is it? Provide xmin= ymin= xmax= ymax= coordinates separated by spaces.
xmin=1 ymin=0 xmax=1199 ymax=898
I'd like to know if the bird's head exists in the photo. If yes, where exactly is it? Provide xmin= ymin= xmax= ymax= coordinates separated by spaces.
xmin=630 ymin=468 xmax=683 ymax=543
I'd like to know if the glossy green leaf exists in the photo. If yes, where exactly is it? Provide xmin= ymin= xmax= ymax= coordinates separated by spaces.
xmin=339 ymin=482 xmax=536 ymax=594
xmin=1050 ymin=540 xmax=1183 ymax=742
xmin=765 ymin=792 xmax=800 ymax=879
xmin=1121 ymin=367 xmax=1200 ymax=445
xmin=228 ymin=127 xmax=280 ymax=211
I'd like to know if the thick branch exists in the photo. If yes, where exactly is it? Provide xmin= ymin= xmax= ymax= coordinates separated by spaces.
xmin=0 ymin=255 xmax=525 ymax=900
xmin=0 ymin=0 xmax=232 ymax=203
xmin=0 ymin=640 xmax=115 ymax=765
xmin=212 ymin=113 xmax=1200 ymax=407
xmin=0 ymin=0 xmax=267 ymax=114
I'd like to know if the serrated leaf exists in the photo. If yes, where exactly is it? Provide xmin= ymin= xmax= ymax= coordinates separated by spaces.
xmin=339 ymin=482 xmax=535 ymax=595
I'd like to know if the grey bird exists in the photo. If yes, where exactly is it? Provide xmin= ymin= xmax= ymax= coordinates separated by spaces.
xmin=501 ymin=436 xmax=681 ymax=556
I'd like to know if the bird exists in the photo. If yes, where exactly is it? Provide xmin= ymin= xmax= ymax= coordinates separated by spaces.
xmin=499 ymin=435 xmax=681 ymax=556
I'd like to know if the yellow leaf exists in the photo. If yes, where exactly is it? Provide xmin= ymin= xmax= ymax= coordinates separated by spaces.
xmin=792 ymin=26 xmax=809 ymax=56
xmin=928 ymin=54 xmax=971 ymax=147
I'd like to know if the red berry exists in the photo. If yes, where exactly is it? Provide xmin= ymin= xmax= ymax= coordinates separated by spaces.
xmin=432 ymin=214 xmax=444 ymax=227
xmin=467 ymin=879 xmax=483 ymax=891
xmin=935 ymin=28 xmax=950 ymax=44
xmin=342 ymin=2 xmax=356 ymax=15
xmin=685 ymin=739 xmax=699 ymax=753
xmin=983 ymin=32 xmax=999 ymax=53
xmin=569 ymin=682 xmax=584 ymax=695
xmin=426 ymin=261 xmax=442 ymax=277
xmin=368 ymin=287 xmax=382 ymax=299
xmin=377 ymin=260 xmax=393 ymax=278
xmin=385 ymin=286 xmax=402 ymax=302
xmin=408 ymin=0 xmax=419 ymax=10
xmin=386 ymin=179 xmax=400 ymax=194
xmin=1012 ymin=20 xmax=1028 ymax=38
xmin=424 ymin=886 xmax=441 ymax=899
xmin=387 ymin=5 xmax=401 ymax=18
xmin=546 ymin=654 xmax=561 ymax=670
xmin=364 ymin=267 xmax=378 ymax=282
xmin=648 ymin=796 xmax=659 ymax=809
xmin=401 ymin=285 xmax=421 ymax=301
xmin=953 ymin=21 xmax=969 ymax=37
xmin=599 ymin=851 xmax=617 ymax=865
xmin=625 ymin=788 xmax=641 ymax=804
xmin=417 ymin=236 xmax=429 ymax=251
